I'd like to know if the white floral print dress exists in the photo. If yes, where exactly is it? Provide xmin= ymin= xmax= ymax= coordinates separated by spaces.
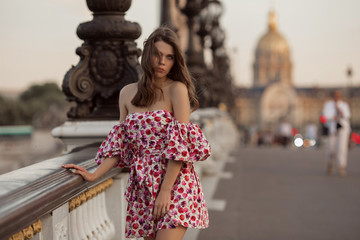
xmin=95 ymin=110 xmax=211 ymax=238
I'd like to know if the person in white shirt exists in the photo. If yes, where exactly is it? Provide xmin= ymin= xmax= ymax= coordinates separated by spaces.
xmin=322 ymin=90 xmax=351 ymax=177
xmin=278 ymin=120 xmax=292 ymax=147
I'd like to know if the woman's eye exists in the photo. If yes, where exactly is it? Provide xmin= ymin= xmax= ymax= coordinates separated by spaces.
xmin=167 ymin=55 xmax=174 ymax=60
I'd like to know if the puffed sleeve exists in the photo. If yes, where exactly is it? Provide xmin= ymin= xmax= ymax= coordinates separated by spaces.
xmin=95 ymin=123 xmax=132 ymax=168
xmin=162 ymin=120 xmax=211 ymax=163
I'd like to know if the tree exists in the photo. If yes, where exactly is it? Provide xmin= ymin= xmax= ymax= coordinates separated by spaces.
xmin=0 ymin=82 xmax=68 ymax=128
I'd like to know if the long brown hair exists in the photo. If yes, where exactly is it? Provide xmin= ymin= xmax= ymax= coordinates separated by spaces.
xmin=131 ymin=26 xmax=199 ymax=111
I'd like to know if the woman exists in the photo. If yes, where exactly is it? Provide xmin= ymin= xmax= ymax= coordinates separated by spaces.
xmin=63 ymin=27 xmax=211 ymax=240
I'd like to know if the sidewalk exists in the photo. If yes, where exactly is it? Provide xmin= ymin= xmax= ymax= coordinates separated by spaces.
xmin=198 ymin=146 xmax=360 ymax=240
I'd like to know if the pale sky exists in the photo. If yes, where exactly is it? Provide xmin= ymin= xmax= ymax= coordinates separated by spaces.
xmin=1 ymin=0 xmax=359 ymax=92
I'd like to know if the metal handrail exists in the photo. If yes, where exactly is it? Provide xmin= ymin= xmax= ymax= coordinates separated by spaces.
xmin=0 ymin=143 xmax=126 ymax=239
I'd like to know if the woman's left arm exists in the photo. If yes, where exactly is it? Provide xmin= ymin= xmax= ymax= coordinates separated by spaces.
xmin=154 ymin=160 xmax=183 ymax=220
xmin=153 ymin=82 xmax=190 ymax=220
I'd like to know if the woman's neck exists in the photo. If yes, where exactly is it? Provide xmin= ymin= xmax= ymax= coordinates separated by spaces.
xmin=154 ymin=77 xmax=171 ymax=88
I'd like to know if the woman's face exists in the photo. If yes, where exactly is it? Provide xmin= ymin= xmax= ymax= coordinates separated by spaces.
xmin=151 ymin=40 xmax=175 ymax=80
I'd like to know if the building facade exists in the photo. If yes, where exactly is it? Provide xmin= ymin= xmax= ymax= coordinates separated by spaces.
xmin=233 ymin=10 xmax=360 ymax=137
xmin=166 ymin=3 xmax=360 ymax=136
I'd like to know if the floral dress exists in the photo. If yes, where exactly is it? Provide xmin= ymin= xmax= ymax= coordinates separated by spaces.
xmin=95 ymin=110 xmax=211 ymax=238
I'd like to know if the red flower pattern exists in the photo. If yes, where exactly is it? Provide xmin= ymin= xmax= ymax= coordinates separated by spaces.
xmin=95 ymin=110 xmax=211 ymax=238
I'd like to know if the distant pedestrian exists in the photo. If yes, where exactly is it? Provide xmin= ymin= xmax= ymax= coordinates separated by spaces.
xmin=278 ymin=119 xmax=292 ymax=147
xmin=305 ymin=123 xmax=317 ymax=141
xmin=322 ymin=90 xmax=351 ymax=177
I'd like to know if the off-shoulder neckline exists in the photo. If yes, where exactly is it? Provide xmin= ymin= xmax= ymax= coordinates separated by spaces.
xmin=122 ymin=109 xmax=195 ymax=125
xmin=126 ymin=109 xmax=174 ymax=117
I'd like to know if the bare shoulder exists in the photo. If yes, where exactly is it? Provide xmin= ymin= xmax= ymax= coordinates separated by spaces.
xmin=169 ymin=81 xmax=188 ymax=95
xmin=119 ymin=83 xmax=138 ymax=106
xmin=169 ymin=81 xmax=191 ymax=122
xmin=120 ymin=82 xmax=138 ymax=96
xmin=119 ymin=83 xmax=138 ymax=121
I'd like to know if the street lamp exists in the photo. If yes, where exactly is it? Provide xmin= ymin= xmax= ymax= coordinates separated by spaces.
xmin=176 ymin=0 xmax=209 ymax=66
xmin=347 ymin=65 xmax=353 ymax=85
xmin=207 ymin=0 xmax=224 ymax=52
xmin=207 ymin=0 xmax=223 ymax=22
xmin=347 ymin=65 xmax=353 ymax=98
xmin=160 ymin=0 xmax=177 ymax=31
xmin=62 ymin=0 xmax=141 ymax=119
xmin=198 ymin=0 xmax=223 ymax=45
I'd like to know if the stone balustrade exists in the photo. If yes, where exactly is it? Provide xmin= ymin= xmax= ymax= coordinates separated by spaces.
xmin=67 ymin=178 xmax=116 ymax=240
xmin=0 ymin=144 xmax=129 ymax=240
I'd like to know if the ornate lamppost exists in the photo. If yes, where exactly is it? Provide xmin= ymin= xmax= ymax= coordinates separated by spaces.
xmin=176 ymin=0 xmax=208 ymax=67
xmin=53 ymin=0 xmax=142 ymax=151
xmin=208 ymin=0 xmax=234 ymax=109
xmin=197 ymin=4 xmax=213 ymax=67
xmin=174 ymin=0 xmax=234 ymax=109
xmin=346 ymin=65 xmax=353 ymax=98
xmin=160 ymin=0 xmax=177 ymax=32
xmin=196 ymin=0 xmax=234 ymax=109
xmin=208 ymin=0 xmax=224 ymax=52
xmin=176 ymin=0 xmax=210 ymax=107
xmin=62 ymin=0 xmax=142 ymax=120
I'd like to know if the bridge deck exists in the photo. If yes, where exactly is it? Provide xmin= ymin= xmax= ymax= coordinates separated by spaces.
xmin=198 ymin=146 xmax=360 ymax=240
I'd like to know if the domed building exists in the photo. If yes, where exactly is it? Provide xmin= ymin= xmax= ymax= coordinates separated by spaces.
xmin=234 ymin=10 xmax=299 ymax=130
xmin=253 ymin=10 xmax=298 ymax=129
xmin=233 ymin=10 xmax=360 ymax=145
xmin=164 ymin=3 xmax=360 ymax=144
xmin=253 ymin=10 xmax=292 ymax=87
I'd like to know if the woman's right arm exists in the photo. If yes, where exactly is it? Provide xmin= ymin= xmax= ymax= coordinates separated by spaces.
xmin=63 ymin=84 xmax=136 ymax=181
xmin=62 ymin=156 xmax=119 ymax=182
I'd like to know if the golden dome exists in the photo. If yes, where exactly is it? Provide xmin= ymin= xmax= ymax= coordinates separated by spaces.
xmin=256 ymin=31 xmax=289 ymax=55
xmin=253 ymin=10 xmax=292 ymax=87
xmin=255 ymin=10 xmax=290 ymax=55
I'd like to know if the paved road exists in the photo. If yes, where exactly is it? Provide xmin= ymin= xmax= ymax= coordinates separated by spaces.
xmin=198 ymin=146 xmax=360 ymax=240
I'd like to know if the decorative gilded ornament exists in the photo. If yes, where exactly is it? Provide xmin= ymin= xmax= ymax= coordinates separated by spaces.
xmin=32 ymin=220 xmax=42 ymax=234
xmin=90 ymin=188 xmax=97 ymax=198
xmin=75 ymin=195 xmax=81 ymax=207
xmin=85 ymin=190 xmax=92 ymax=200
xmin=79 ymin=193 xmax=87 ymax=204
xmin=11 ymin=232 xmax=24 ymax=240
xmin=95 ymin=185 xmax=102 ymax=194
xmin=69 ymin=198 xmax=77 ymax=211
xmin=104 ymin=178 xmax=113 ymax=189
xmin=22 ymin=226 xmax=33 ymax=239
xmin=99 ymin=182 xmax=105 ymax=192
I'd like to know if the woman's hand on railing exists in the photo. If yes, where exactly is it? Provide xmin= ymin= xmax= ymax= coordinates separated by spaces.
xmin=62 ymin=164 xmax=98 ymax=182
xmin=62 ymin=157 xmax=119 ymax=182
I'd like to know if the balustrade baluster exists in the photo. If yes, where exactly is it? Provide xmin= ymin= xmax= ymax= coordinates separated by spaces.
xmin=84 ymin=191 xmax=94 ymax=239
xmin=96 ymin=192 xmax=110 ymax=239
xmin=83 ymin=197 xmax=94 ymax=239
xmin=99 ymin=190 xmax=115 ymax=239
xmin=92 ymin=196 xmax=104 ymax=239
xmin=93 ymin=186 xmax=106 ymax=239
xmin=76 ymin=195 xmax=89 ymax=240
xmin=69 ymin=208 xmax=80 ymax=240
